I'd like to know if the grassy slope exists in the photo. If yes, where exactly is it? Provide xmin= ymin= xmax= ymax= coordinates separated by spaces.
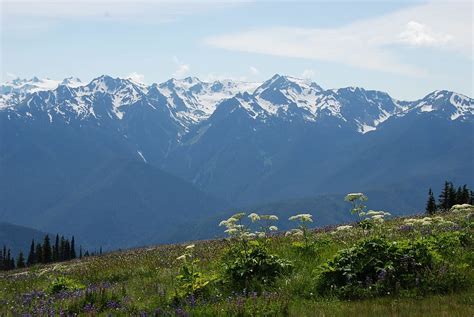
xmin=0 ymin=211 xmax=473 ymax=316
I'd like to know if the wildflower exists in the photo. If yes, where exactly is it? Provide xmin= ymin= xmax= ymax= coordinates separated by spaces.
xmin=225 ymin=228 xmax=238 ymax=234
xmin=256 ymin=231 xmax=266 ymax=238
xmin=450 ymin=204 xmax=474 ymax=212
xmin=219 ymin=220 xmax=228 ymax=227
xmin=248 ymin=213 xmax=260 ymax=222
xmin=344 ymin=193 xmax=367 ymax=202
xmin=185 ymin=244 xmax=195 ymax=250
xmin=231 ymin=212 xmax=246 ymax=220
xmin=336 ymin=225 xmax=353 ymax=231
xmin=244 ymin=232 xmax=256 ymax=239
xmin=269 ymin=226 xmax=278 ymax=231
xmin=289 ymin=213 xmax=313 ymax=222
xmin=286 ymin=228 xmax=303 ymax=237
xmin=268 ymin=215 xmax=279 ymax=221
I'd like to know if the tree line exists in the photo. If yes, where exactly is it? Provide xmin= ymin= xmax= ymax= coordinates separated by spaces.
xmin=1 ymin=234 xmax=100 ymax=272
xmin=426 ymin=181 xmax=473 ymax=215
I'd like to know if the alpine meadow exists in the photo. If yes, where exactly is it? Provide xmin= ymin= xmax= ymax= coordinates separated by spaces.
xmin=0 ymin=0 xmax=473 ymax=316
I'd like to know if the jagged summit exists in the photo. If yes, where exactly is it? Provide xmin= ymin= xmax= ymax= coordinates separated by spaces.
xmin=0 ymin=75 xmax=472 ymax=133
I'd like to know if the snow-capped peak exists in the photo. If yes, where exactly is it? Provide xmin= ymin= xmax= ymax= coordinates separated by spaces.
xmin=60 ymin=77 xmax=84 ymax=88
xmin=411 ymin=90 xmax=473 ymax=121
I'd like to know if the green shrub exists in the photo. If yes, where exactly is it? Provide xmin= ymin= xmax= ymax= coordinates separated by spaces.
xmin=317 ymin=237 xmax=467 ymax=299
xmin=48 ymin=276 xmax=85 ymax=294
xmin=222 ymin=241 xmax=292 ymax=292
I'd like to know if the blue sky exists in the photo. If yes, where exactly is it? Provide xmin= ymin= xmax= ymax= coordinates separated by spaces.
xmin=1 ymin=0 xmax=472 ymax=100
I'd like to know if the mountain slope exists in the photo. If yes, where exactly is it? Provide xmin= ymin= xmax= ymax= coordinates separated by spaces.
xmin=0 ymin=74 xmax=472 ymax=249
xmin=0 ymin=222 xmax=49 ymax=257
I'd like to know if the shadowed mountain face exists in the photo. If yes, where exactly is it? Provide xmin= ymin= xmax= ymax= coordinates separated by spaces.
xmin=1 ymin=75 xmax=472 ymax=249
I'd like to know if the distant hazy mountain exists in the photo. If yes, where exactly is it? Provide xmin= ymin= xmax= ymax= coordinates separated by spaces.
xmin=0 ymin=222 xmax=49 ymax=257
xmin=1 ymin=74 xmax=472 ymax=249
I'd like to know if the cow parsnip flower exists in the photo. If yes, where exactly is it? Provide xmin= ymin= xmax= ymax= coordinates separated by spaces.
xmin=248 ymin=213 xmax=260 ymax=222
xmin=344 ymin=193 xmax=368 ymax=202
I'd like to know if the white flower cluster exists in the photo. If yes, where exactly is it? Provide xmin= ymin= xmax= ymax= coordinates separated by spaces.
xmin=219 ymin=212 xmax=279 ymax=239
xmin=403 ymin=216 xmax=454 ymax=227
xmin=365 ymin=210 xmax=391 ymax=223
xmin=450 ymin=204 xmax=474 ymax=213
xmin=285 ymin=213 xmax=314 ymax=238
xmin=177 ymin=244 xmax=195 ymax=261
xmin=289 ymin=214 xmax=313 ymax=223
xmin=344 ymin=193 xmax=368 ymax=202
xmin=336 ymin=225 xmax=353 ymax=231
xmin=285 ymin=228 xmax=304 ymax=237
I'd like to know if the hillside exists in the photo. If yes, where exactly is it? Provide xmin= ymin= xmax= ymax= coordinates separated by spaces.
xmin=0 ymin=222 xmax=48 ymax=257
xmin=1 ymin=202 xmax=472 ymax=316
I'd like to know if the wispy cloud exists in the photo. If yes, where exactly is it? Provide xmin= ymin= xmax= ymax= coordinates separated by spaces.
xmin=249 ymin=66 xmax=260 ymax=75
xmin=172 ymin=56 xmax=190 ymax=78
xmin=205 ymin=1 xmax=472 ymax=77
xmin=397 ymin=21 xmax=452 ymax=47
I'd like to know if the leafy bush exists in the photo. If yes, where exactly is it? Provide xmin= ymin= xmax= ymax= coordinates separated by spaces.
xmin=222 ymin=241 xmax=292 ymax=292
xmin=317 ymin=237 xmax=467 ymax=299
xmin=48 ymin=276 xmax=85 ymax=294
xmin=174 ymin=244 xmax=216 ymax=300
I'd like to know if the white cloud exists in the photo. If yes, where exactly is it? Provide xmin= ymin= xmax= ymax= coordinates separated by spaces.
xmin=205 ymin=1 xmax=472 ymax=77
xmin=172 ymin=56 xmax=190 ymax=78
xmin=398 ymin=21 xmax=452 ymax=47
xmin=126 ymin=72 xmax=146 ymax=84
xmin=249 ymin=66 xmax=260 ymax=75
xmin=301 ymin=69 xmax=316 ymax=80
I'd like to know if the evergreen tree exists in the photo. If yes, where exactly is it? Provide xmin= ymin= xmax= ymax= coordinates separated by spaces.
xmin=0 ymin=246 xmax=4 ymax=270
xmin=470 ymin=190 xmax=474 ymax=205
xmin=65 ymin=240 xmax=71 ymax=260
xmin=17 ymin=252 xmax=26 ymax=268
xmin=71 ymin=236 xmax=76 ymax=259
xmin=1 ymin=245 xmax=6 ymax=270
xmin=27 ymin=239 xmax=36 ymax=266
xmin=447 ymin=183 xmax=456 ymax=208
xmin=460 ymin=185 xmax=470 ymax=204
xmin=42 ymin=235 xmax=52 ymax=263
xmin=35 ymin=242 xmax=43 ymax=264
xmin=426 ymin=188 xmax=437 ymax=215
xmin=439 ymin=181 xmax=452 ymax=211
xmin=79 ymin=246 xmax=83 ymax=259
xmin=53 ymin=234 xmax=60 ymax=262
xmin=60 ymin=236 xmax=66 ymax=261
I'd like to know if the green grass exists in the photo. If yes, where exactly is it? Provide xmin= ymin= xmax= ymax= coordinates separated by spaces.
xmin=1 ymin=211 xmax=473 ymax=316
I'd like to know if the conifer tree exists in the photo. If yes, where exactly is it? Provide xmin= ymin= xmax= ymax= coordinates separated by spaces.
xmin=35 ymin=242 xmax=43 ymax=264
xmin=447 ymin=183 xmax=456 ymax=208
xmin=460 ymin=185 xmax=470 ymax=204
xmin=439 ymin=181 xmax=452 ymax=211
xmin=60 ymin=236 xmax=66 ymax=261
xmin=0 ymin=247 xmax=4 ymax=270
xmin=65 ymin=240 xmax=71 ymax=260
xmin=71 ymin=236 xmax=76 ymax=259
xmin=27 ymin=239 xmax=36 ymax=266
xmin=426 ymin=188 xmax=437 ymax=215
xmin=42 ymin=235 xmax=52 ymax=263
xmin=17 ymin=252 xmax=26 ymax=268
xmin=53 ymin=234 xmax=60 ymax=262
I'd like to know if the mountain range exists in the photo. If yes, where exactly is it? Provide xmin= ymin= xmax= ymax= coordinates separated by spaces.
xmin=1 ymin=74 xmax=472 ymax=249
